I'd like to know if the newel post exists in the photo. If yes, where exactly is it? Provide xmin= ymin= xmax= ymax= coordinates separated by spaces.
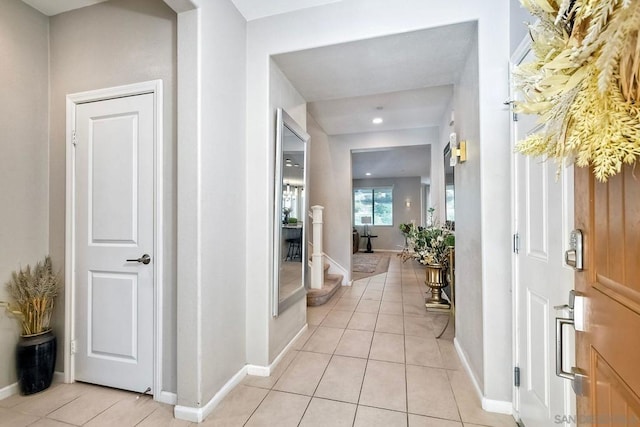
xmin=310 ymin=205 xmax=324 ymax=289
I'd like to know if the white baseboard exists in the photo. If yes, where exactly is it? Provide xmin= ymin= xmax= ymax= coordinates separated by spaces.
xmin=247 ymin=323 xmax=308 ymax=377
xmin=246 ymin=364 xmax=270 ymax=377
xmin=482 ymin=397 xmax=513 ymax=414
xmin=323 ymin=253 xmax=349 ymax=285
xmin=0 ymin=382 xmax=18 ymax=401
xmin=0 ymin=371 xmax=66 ymax=401
xmin=156 ymin=390 xmax=177 ymax=405
xmin=174 ymin=365 xmax=248 ymax=423
xmin=453 ymin=338 xmax=513 ymax=415
xmin=174 ymin=323 xmax=310 ymax=422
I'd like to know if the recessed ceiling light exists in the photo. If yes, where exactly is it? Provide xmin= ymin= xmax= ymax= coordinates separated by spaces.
xmin=285 ymin=158 xmax=292 ymax=163
xmin=294 ymin=163 xmax=300 ymax=167
xmin=285 ymin=163 xmax=292 ymax=167
xmin=372 ymin=118 xmax=383 ymax=124
xmin=365 ymin=172 xmax=372 ymax=176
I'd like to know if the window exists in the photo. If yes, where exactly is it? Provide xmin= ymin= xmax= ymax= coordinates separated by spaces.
xmin=353 ymin=187 xmax=393 ymax=226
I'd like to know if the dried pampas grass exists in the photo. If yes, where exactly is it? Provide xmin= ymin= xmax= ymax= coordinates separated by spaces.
xmin=514 ymin=0 xmax=640 ymax=181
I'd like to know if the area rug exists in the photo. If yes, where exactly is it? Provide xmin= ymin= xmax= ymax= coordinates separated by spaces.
xmin=352 ymin=253 xmax=381 ymax=273
xmin=352 ymin=252 xmax=391 ymax=280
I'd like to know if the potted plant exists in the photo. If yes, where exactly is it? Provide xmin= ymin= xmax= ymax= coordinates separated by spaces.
xmin=2 ymin=256 xmax=59 ymax=394
xmin=399 ymin=212 xmax=454 ymax=307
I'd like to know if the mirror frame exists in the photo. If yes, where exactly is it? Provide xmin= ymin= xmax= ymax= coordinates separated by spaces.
xmin=273 ymin=108 xmax=310 ymax=317
xmin=443 ymin=143 xmax=455 ymax=229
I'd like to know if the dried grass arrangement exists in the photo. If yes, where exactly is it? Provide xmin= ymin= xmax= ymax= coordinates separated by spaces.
xmin=514 ymin=0 xmax=640 ymax=181
xmin=3 ymin=256 xmax=60 ymax=336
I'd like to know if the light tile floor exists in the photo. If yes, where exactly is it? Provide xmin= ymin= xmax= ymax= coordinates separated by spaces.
xmin=0 ymin=256 xmax=517 ymax=427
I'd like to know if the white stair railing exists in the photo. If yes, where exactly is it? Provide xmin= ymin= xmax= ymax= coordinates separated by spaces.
xmin=310 ymin=205 xmax=324 ymax=289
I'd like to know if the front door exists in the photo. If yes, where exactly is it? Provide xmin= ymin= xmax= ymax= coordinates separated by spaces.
xmin=575 ymin=165 xmax=640 ymax=423
xmin=73 ymin=93 xmax=155 ymax=393
xmin=513 ymin=48 xmax=575 ymax=426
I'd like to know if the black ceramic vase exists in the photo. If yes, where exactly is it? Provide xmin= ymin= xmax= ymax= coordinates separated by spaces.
xmin=16 ymin=330 xmax=56 ymax=395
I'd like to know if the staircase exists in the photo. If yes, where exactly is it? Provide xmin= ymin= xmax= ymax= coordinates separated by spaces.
xmin=306 ymin=205 xmax=343 ymax=306
xmin=307 ymin=262 xmax=342 ymax=306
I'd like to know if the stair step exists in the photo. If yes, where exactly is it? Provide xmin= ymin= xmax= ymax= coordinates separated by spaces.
xmin=307 ymin=274 xmax=343 ymax=307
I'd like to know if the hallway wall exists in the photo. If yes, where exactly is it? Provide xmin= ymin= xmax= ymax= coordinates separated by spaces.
xmin=352 ymin=177 xmax=423 ymax=252
xmin=246 ymin=0 xmax=512 ymax=406
xmin=48 ymin=0 xmax=178 ymax=392
xmin=0 ymin=0 xmax=50 ymax=393
xmin=307 ymin=123 xmax=437 ymax=280
xmin=197 ymin=0 xmax=248 ymax=407
xmin=446 ymin=37 xmax=487 ymax=393
xmin=265 ymin=60 xmax=308 ymax=363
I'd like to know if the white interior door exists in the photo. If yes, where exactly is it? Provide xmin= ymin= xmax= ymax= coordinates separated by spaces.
xmin=74 ymin=93 xmax=155 ymax=393
xmin=513 ymin=50 xmax=575 ymax=425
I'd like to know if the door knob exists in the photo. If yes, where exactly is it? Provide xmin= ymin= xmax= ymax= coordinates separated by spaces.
xmin=126 ymin=254 xmax=151 ymax=265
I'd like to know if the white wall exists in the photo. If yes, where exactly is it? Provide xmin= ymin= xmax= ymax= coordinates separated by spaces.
xmin=267 ymin=61 xmax=307 ymax=363
xmin=352 ymin=177 xmax=423 ymax=251
xmin=246 ymin=0 xmax=512 ymax=404
xmin=173 ymin=0 xmax=248 ymax=409
xmin=446 ymin=39 xmax=487 ymax=390
xmin=0 ymin=0 xmax=50 ymax=391
xmin=48 ymin=0 xmax=177 ymax=390
xmin=308 ymin=123 xmax=438 ymax=278
xmin=198 ymin=0 xmax=248 ymax=406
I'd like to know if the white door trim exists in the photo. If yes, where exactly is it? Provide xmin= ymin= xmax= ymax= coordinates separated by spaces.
xmin=64 ymin=80 xmax=164 ymax=400
xmin=510 ymin=35 xmax=531 ymax=420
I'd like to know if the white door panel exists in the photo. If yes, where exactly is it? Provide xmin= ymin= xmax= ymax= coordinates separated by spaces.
xmin=74 ymin=93 xmax=154 ymax=393
xmin=514 ymin=49 xmax=575 ymax=427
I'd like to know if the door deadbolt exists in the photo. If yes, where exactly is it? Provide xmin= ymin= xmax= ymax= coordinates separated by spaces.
xmin=565 ymin=229 xmax=584 ymax=271
xmin=126 ymin=254 xmax=151 ymax=265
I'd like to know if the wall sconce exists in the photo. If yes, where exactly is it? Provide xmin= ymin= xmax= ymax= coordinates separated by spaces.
xmin=405 ymin=200 xmax=411 ymax=208
xmin=455 ymin=141 xmax=467 ymax=163
xmin=449 ymin=133 xmax=467 ymax=166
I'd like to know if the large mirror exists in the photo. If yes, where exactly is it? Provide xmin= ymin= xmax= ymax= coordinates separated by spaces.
xmin=273 ymin=108 xmax=309 ymax=317
xmin=444 ymin=143 xmax=455 ymax=229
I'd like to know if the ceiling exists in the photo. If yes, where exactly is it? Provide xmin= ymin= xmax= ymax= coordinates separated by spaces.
xmin=21 ymin=0 xmax=107 ymax=16
xmin=352 ymin=146 xmax=431 ymax=181
xmin=273 ymin=22 xmax=476 ymax=136
xmin=20 ymin=1 xmax=474 ymax=182
xmin=273 ymin=22 xmax=476 ymax=180
xmin=21 ymin=0 xmax=341 ymax=18
xmin=230 ymin=0 xmax=343 ymax=21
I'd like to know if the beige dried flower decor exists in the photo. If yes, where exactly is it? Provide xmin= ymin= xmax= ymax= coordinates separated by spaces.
xmin=2 ymin=256 xmax=60 ymax=336
xmin=514 ymin=0 xmax=640 ymax=181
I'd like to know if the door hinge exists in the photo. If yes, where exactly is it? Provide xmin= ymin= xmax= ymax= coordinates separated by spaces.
xmin=513 ymin=112 xmax=519 ymax=122
xmin=72 ymin=130 xmax=77 ymax=146
xmin=514 ymin=366 xmax=521 ymax=387
xmin=513 ymin=233 xmax=520 ymax=254
xmin=70 ymin=340 xmax=77 ymax=354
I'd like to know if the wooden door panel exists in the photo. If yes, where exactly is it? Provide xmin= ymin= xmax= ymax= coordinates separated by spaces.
xmin=576 ymin=164 xmax=640 ymax=425
xmin=624 ymin=170 xmax=640 ymax=292
xmin=594 ymin=350 xmax=640 ymax=425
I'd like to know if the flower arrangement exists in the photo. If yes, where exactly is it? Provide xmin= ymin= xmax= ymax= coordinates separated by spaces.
xmin=2 ymin=256 xmax=59 ymax=336
xmin=399 ymin=211 xmax=455 ymax=268
xmin=514 ymin=0 xmax=640 ymax=181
